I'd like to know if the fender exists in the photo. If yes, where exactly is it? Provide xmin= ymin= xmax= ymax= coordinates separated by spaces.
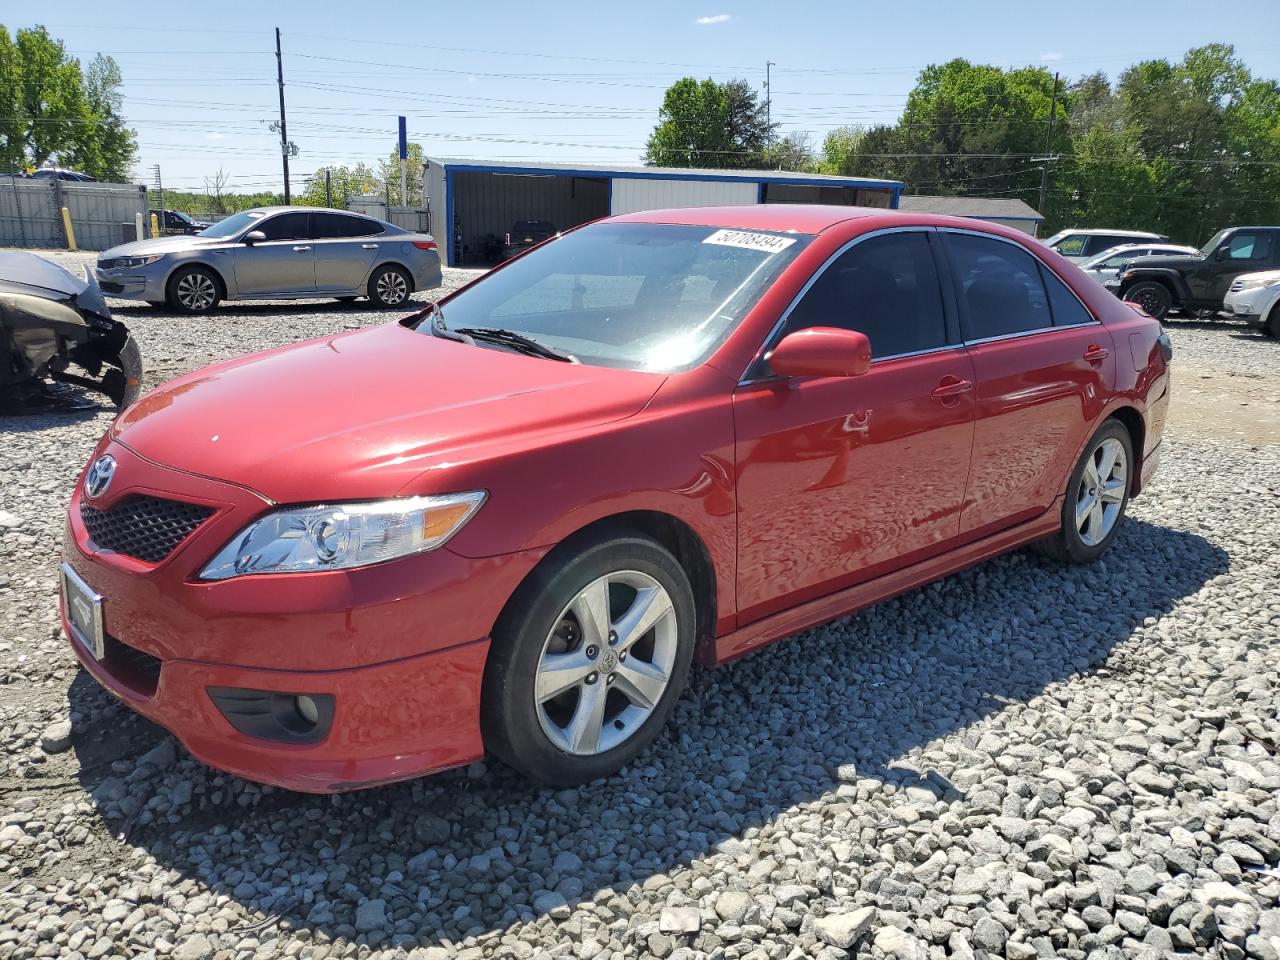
xmin=1119 ymin=267 xmax=1191 ymax=304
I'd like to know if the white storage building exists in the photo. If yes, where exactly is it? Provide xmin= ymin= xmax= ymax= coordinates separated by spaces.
xmin=422 ymin=158 xmax=904 ymax=266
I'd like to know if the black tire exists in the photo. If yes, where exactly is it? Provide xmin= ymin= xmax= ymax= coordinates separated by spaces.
xmin=1033 ymin=419 xmax=1134 ymax=564
xmin=367 ymin=264 xmax=412 ymax=308
xmin=1123 ymin=281 xmax=1173 ymax=321
xmin=165 ymin=266 xmax=221 ymax=314
xmin=1266 ymin=303 xmax=1280 ymax=338
xmin=482 ymin=530 xmax=697 ymax=786
xmin=116 ymin=336 xmax=143 ymax=410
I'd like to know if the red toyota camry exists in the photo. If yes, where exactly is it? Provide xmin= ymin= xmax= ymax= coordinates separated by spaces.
xmin=61 ymin=205 xmax=1170 ymax=792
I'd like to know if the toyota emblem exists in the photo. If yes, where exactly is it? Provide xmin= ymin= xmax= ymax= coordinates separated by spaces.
xmin=85 ymin=455 xmax=117 ymax=499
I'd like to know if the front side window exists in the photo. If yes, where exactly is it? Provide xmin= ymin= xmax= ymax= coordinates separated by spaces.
xmin=1224 ymin=233 xmax=1272 ymax=261
xmin=425 ymin=222 xmax=809 ymax=373
xmin=257 ymin=212 xmax=311 ymax=242
xmin=780 ymin=231 xmax=947 ymax=359
xmin=948 ymin=233 xmax=1052 ymax=340
xmin=1050 ymin=234 xmax=1087 ymax=257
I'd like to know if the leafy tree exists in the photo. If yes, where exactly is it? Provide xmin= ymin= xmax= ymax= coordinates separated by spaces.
xmin=298 ymin=162 xmax=380 ymax=208
xmin=0 ymin=26 xmax=135 ymax=180
xmin=644 ymin=77 xmax=775 ymax=168
xmin=771 ymin=131 xmax=817 ymax=172
xmin=379 ymin=142 xmax=426 ymax=206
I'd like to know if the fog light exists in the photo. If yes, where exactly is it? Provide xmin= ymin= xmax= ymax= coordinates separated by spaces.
xmin=296 ymin=694 xmax=319 ymax=727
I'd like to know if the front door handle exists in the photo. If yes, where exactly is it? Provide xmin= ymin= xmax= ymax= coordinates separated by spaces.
xmin=1083 ymin=344 xmax=1110 ymax=361
xmin=931 ymin=376 xmax=973 ymax=400
xmin=361 ymin=243 xmax=379 ymax=250
xmin=292 ymin=245 xmax=312 ymax=252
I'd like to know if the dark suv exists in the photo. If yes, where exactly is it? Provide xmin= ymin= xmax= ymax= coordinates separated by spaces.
xmin=1116 ymin=226 xmax=1280 ymax=319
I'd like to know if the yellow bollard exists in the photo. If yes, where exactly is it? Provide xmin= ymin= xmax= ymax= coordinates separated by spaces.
xmin=150 ymin=212 xmax=160 ymax=238
xmin=61 ymin=207 xmax=77 ymax=251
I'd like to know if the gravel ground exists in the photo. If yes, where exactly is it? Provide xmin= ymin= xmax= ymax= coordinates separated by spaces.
xmin=2 ymin=250 xmax=1279 ymax=960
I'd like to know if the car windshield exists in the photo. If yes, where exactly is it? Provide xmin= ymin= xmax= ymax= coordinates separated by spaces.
xmin=1199 ymin=230 xmax=1228 ymax=257
xmin=425 ymin=222 xmax=810 ymax=373
xmin=1082 ymin=246 xmax=1135 ymax=269
xmin=197 ymin=210 xmax=266 ymax=239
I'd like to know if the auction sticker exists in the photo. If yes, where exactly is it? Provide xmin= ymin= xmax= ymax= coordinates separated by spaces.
xmin=703 ymin=229 xmax=796 ymax=254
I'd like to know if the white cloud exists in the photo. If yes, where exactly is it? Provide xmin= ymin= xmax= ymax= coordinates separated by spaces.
xmin=695 ymin=13 xmax=732 ymax=25
xmin=1039 ymin=52 xmax=1063 ymax=62
xmin=205 ymin=132 xmax=226 ymax=140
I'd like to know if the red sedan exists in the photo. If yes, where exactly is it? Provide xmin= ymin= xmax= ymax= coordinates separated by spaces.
xmin=60 ymin=206 xmax=1170 ymax=791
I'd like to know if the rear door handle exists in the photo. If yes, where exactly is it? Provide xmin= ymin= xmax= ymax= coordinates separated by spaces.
xmin=361 ymin=243 xmax=379 ymax=250
xmin=931 ymin=376 xmax=973 ymax=400
xmin=292 ymin=245 xmax=311 ymax=252
xmin=1083 ymin=344 xmax=1110 ymax=361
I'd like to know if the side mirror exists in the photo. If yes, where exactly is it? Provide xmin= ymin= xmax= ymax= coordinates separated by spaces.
xmin=243 ymin=230 xmax=267 ymax=245
xmin=1214 ymin=246 xmax=1230 ymax=260
xmin=768 ymin=327 xmax=872 ymax=379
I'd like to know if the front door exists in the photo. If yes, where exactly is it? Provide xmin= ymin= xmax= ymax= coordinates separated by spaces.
xmin=1190 ymin=231 xmax=1277 ymax=304
xmin=733 ymin=229 xmax=975 ymax=623
xmin=232 ymin=211 xmax=316 ymax=296
xmin=941 ymin=230 xmax=1113 ymax=537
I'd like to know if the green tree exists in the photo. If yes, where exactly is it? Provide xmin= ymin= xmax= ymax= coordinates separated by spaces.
xmin=644 ymin=77 xmax=775 ymax=168
xmin=379 ymin=142 xmax=426 ymax=206
xmin=298 ymin=162 xmax=380 ymax=208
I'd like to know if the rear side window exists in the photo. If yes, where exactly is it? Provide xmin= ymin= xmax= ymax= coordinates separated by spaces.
xmin=947 ymin=233 xmax=1052 ymax=340
xmin=1039 ymin=265 xmax=1095 ymax=327
xmin=783 ymin=231 xmax=947 ymax=359
xmin=312 ymin=213 xmax=383 ymax=238
xmin=257 ymin=212 xmax=310 ymax=241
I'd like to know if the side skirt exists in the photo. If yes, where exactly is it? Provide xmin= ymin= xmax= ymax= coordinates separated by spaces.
xmin=711 ymin=501 xmax=1064 ymax=665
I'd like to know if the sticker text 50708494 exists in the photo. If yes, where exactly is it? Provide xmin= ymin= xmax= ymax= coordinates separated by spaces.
xmin=703 ymin=229 xmax=797 ymax=254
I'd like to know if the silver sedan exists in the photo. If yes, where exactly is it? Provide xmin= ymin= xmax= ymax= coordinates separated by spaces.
xmin=95 ymin=207 xmax=442 ymax=314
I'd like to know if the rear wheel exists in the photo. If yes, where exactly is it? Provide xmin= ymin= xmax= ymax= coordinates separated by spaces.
xmin=1123 ymin=281 xmax=1173 ymax=320
xmin=367 ymin=265 xmax=411 ymax=308
xmin=1266 ymin=303 xmax=1280 ymax=338
xmin=482 ymin=531 xmax=696 ymax=786
xmin=166 ymin=266 xmax=221 ymax=314
xmin=1033 ymin=419 xmax=1134 ymax=564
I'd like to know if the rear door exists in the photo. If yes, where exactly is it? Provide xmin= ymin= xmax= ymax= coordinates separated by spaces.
xmin=311 ymin=213 xmax=385 ymax=293
xmin=942 ymin=230 xmax=1113 ymax=538
xmin=732 ymin=228 xmax=976 ymax=622
xmin=231 ymin=211 xmax=316 ymax=296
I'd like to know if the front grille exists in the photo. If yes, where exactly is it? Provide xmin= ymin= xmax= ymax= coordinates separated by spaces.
xmin=97 ymin=258 xmax=120 ymax=269
xmin=103 ymin=632 xmax=162 ymax=698
xmin=80 ymin=495 xmax=214 ymax=563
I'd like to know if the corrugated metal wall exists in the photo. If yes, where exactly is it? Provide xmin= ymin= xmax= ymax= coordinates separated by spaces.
xmin=423 ymin=162 xmax=446 ymax=238
xmin=610 ymin=178 xmax=757 ymax=215
xmin=0 ymin=178 xmax=147 ymax=250
xmin=450 ymin=171 xmax=608 ymax=265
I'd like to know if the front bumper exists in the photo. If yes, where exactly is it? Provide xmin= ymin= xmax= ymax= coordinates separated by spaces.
xmin=94 ymin=264 xmax=168 ymax=302
xmin=61 ymin=437 xmax=544 ymax=791
xmin=1222 ymin=290 xmax=1271 ymax=328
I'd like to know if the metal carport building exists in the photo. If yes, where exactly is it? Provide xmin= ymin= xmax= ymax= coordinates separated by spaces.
xmin=423 ymin=158 xmax=904 ymax=266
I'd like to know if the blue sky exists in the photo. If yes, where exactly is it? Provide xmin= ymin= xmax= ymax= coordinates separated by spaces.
xmin=10 ymin=1 xmax=1280 ymax=194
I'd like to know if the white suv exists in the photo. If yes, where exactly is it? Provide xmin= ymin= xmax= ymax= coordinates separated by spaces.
xmin=1044 ymin=228 xmax=1168 ymax=263
xmin=1223 ymin=269 xmax=1280 ymax=336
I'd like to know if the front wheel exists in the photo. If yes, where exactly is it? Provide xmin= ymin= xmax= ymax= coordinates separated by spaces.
xmin=367 ymin=265 xmax=411 ymax=308
xmin=1266 ymin=303 xmax=1280 ymax=338
xmin=1123 ymin=281 xmax=1173 ymax=321
xmin=166 ymin=266 xmax=221 ymax=314
xmin=1033 ymin=419 xmax=1134 ymax=564
xmin=482 ymin=532 xmax=697 ymax=786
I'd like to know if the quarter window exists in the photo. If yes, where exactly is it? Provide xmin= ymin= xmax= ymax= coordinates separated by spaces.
xmin=947 ymin=233 xmax=1052 ymax=340
xmin=781 ymin=232 xmax=948 ymax=359
xmin=1039 ymin=265 xmax=1095 ymax=327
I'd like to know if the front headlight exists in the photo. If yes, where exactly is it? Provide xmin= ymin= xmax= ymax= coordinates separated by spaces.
xmin=1236 ymin=276 xmax=1280 ymax=291
xmin=199 ymin=492 xmax=486 ymax=580
xmin=116 ymin=254 xmax=164 ymax=269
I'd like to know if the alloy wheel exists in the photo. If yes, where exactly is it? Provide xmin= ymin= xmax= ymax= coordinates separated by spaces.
xmin=534 ymin=570 xmax=678 ymax=756
xmin=376 ymin=271 xmax=408 ymax=305
xmin=1075 ymin=437 xmax=1128 ymax=546
xmin=177 ymin=273 xmax=216 ymax=311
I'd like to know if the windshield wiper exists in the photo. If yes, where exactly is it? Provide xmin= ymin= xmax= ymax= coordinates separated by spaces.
xmin=453 ymin=327 xmax=577 ymax=363
xmin=422 ymin=302 xmax=474 ymax=344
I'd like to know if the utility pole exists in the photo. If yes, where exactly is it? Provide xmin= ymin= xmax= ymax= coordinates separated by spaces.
xmin=275 ymin=27 xmax=291 ymax=204
xmin=1037 ymin=72 xmax=1061 ymax=226
xmin=325 ymin=169 xmax=332 ymax=208
xmin=765 ymin=61 xmax=775 ymax=168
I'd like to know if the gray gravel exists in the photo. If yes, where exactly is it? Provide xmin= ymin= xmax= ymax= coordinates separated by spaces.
xmin=2 ymin=249 xmax=1279 ymax=959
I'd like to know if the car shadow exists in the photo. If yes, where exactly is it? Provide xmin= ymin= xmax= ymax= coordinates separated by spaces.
xmin=68 ymin=517 xmax=1228 ymax=952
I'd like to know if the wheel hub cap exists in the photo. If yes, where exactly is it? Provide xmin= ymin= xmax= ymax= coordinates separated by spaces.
xmin=1075 ymin=437 xmax=1128 ymax=547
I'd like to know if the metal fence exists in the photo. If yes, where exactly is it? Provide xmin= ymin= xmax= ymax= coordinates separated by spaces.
xmin=345 ymin=197 xmax=432 ymax=234
xmin=0 ymin=178 xmax=149 ymax=250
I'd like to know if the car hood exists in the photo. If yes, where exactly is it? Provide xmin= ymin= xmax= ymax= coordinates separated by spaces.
xmin=100 ymin=235 xmax=227 ymax=258
xmin=1124 ymin=254 xmax=1204 ymax=270
xmin=111 ymin=322 xmax=665 ymax=503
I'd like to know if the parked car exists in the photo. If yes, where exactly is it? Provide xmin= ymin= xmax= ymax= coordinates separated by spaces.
xmin=26 ymin=166 xmax=96 ymax=182
xmin=150 ymin=209 xmax=213 ymax=235
xmin=0 ymin=251 xmax=141 ymax=413
xmin=499 ymin=219 xmax=558 ymax=261
xmin=1044 ymin=228 xmax=1168 ymax=263
xmin=1116 ymin=226 xmax=1280 ymax=320
xmin=95 ymin=207 xmax=441 ymax=313
xmin=1079 ymin=243 xmax=1199 ymax=284
xmin=62 ymin=206 xmax=1170 ymax=791
xmin=1222 ymin=269 xmax=1280 ymax=336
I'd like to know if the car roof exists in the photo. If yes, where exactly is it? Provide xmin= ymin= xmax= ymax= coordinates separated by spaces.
xmin=1054 ymin=228 xmax=1164 ymax=237
xmin=608 ymin=204 xmax=962 ymax=235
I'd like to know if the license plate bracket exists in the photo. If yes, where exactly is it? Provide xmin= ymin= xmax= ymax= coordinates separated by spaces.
xmin=60 ymin=563 xmax=105 ymax=660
